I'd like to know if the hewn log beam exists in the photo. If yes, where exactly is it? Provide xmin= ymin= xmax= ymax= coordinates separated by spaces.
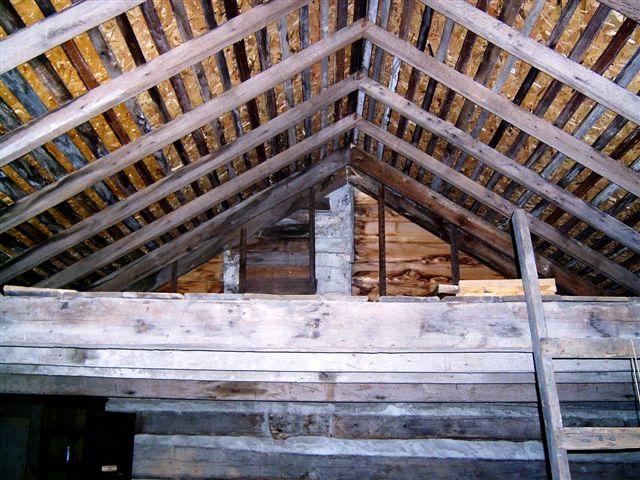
xmin=1 ymin=294 xmax=637 ymax=352
xmin=349 ymin=148 xmax=604 ymax=296
xmin=0 ymin=77 xmax=359 ymax=285
xmin=0 ymin=374 xmax=633 ymax=402
xmin=420 ymin=0 xmax=640 ymax=125
xmin=356 ymin=120 xmax=640 ymax=294
xmin=362 ymin=23 xmax=640 ymax=197
xmin=0 ymin=0 xmax=311 ymax=165
xmin=92 ymin=150 xmax=349 ymax=291
xmin=359 ymin=78 xmax=640 ymax=255
xmin=0 ymin=0 xmax=146 ymax=74
xmin=36 ymin=116 xmax=356 ymax=288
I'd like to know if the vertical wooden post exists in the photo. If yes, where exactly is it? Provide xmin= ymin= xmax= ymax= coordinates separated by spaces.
xmin=512 ymin=209 xmax=571 ymax=480
xmin=378 ymin=183 xmax=387 ymax=297
xmin=170 ymin=261 xmax=178 ymax=293
xmin=449 ymin=223 xmax=460 ymax=285
xmin=239 ymin=227 xmax=247 ymax=294
xmin=309 ymin=185 xmax=317 ymax=293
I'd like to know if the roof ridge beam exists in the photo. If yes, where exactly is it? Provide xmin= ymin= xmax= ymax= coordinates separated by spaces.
xmin=356 ymin=120 xmax=640 ymax=294
xmin=0 ymin=76 xmax=359 ymax=285
xmin=419 ymin=0 xmax=640 ymax=125
xmin=359 ymin=78 xmax=640 ymax=256
xmin=0 ymin=0 xmax=146 ymax=75
xmin=0 ymin=0 xmax=312 ymax=165
xmin=362 ymin=23 xmax=640 ymax=197
xmin=37 ymin=115 xmax=357 ymax=289
xmin=0 ymin=19 xmax=365 ymax=234
xmin=93 ymin=151 xmax=348 ymax=292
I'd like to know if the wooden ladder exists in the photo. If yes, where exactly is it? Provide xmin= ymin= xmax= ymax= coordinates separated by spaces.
xmin=511 ymin=210 xmax=640 ymax=479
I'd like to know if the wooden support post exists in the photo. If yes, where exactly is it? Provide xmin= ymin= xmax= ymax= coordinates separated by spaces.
xmin=239 ymin=228 xmax=247 ymax=294
xmin=449 ymin=224 xmax=460 ymax=285
xmin=309 ymin=186 xmax=317 ymax=293
xmin=170 ymin=262 xmax=178 ymax=293
xmin=378 ymin=183 xmax=387 ymax=297
xmin=511 ymin=209 xmax=571 ymax=480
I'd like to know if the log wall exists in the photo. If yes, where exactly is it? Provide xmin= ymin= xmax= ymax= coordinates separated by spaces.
xmin=106 ymin=398 xmax=640 ymax=479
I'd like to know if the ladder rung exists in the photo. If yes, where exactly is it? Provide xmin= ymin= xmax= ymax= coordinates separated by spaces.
xmin=558 ymin=427 xmax=640 ymax=450
xmin=541 ymin=338 xmax=640 ymax=359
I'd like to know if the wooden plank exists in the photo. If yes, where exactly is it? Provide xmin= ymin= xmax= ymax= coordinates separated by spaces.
xmin=0 ymin=0 xmax=310 ymax=166
xmin=0 ymin=19 xmax=363 ymax=235
xmin=559 ymin=427 xmax=640 ymax=450
xmin=0 ymin=364 xmax=631 ymax=385
xmin=420 ymin=0 xmax=640 ymax=125
xmin=359 ymin=77 xmax=640 ymax=256
xmin=0 ymin=0 xmax=145 ymax=74
xmin=459 ymin=279 xmax=557 ymax=297
xmin=2 ymin=296 xmax=637 ymax=353
xmin=512 ymin=209 xmax=571 ymax=479
xmin=0 ymin=374 xmax=634 ymax=402
xmin=597 ymin=0 xmax=640 ymax=22
xmin=356 ymin=120 xmax=640 ymax=294
xmin=362 ymin=24 xmax=640 ymax=197
xmin=0 ymin=347 xmax=629 ymax=375
xmin=37 ymin=116 xmax=356 ymax=289
xmin=541 ymin=338 xmax=640 ymax=359
xmin=449 ymin=225 xmax=460 ymax=286
xmin=0 ymin=77 xmax=359 ymax=285
xmin=348 ymin=149 xmax=605 ymax=296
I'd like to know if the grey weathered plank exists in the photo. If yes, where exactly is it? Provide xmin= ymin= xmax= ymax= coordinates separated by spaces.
xmin=559 ymin=427 xmax=640 ymax=450
xmin=0 ymin=0 xmax=145 ymax=74
xmin=0 ymin=374 xmax=634 ymax=402
xmin=1 ymin=296 xmax=637 ymax=352
xmin=598 ymin=0 xmax=640 ymax=22
xmin=541 ymin=338 xmax=640 ymax=359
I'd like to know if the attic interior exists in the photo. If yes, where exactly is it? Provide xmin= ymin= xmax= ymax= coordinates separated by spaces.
xmin=0 ymin=0 xmax=639 ymax=478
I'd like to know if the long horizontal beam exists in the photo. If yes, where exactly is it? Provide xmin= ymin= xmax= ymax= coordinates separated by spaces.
xmin=363 ymin=23 xmax=640 ymax=197
xmin=357 ymin=120 xmax=640 ymax=294
xmin=0 ymin=0 xmax=311 ymax=165
xmin=92 ymin=150 xmax=349 ymax=291
xmin=349 ymin=148 xmax=604 ymax=296
xmin=0 ymin=20 xmax=363 ymax=234
xmin=0 ymin=76 xmax=359 ymax=284
xmin=420 ymin=0 xmax=640 ymax=125
xmin=128 ymin=169 xmax=346 ymax=293
xmin=2 ymin=294 xmax=637 ymax=352
xmin=359 ymin=78 xmax=640 ymax=255
xmin=36 ymin=115 xmax=356 ymax=288
xmin=0 ymin=0 xmax=146 ymax=75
